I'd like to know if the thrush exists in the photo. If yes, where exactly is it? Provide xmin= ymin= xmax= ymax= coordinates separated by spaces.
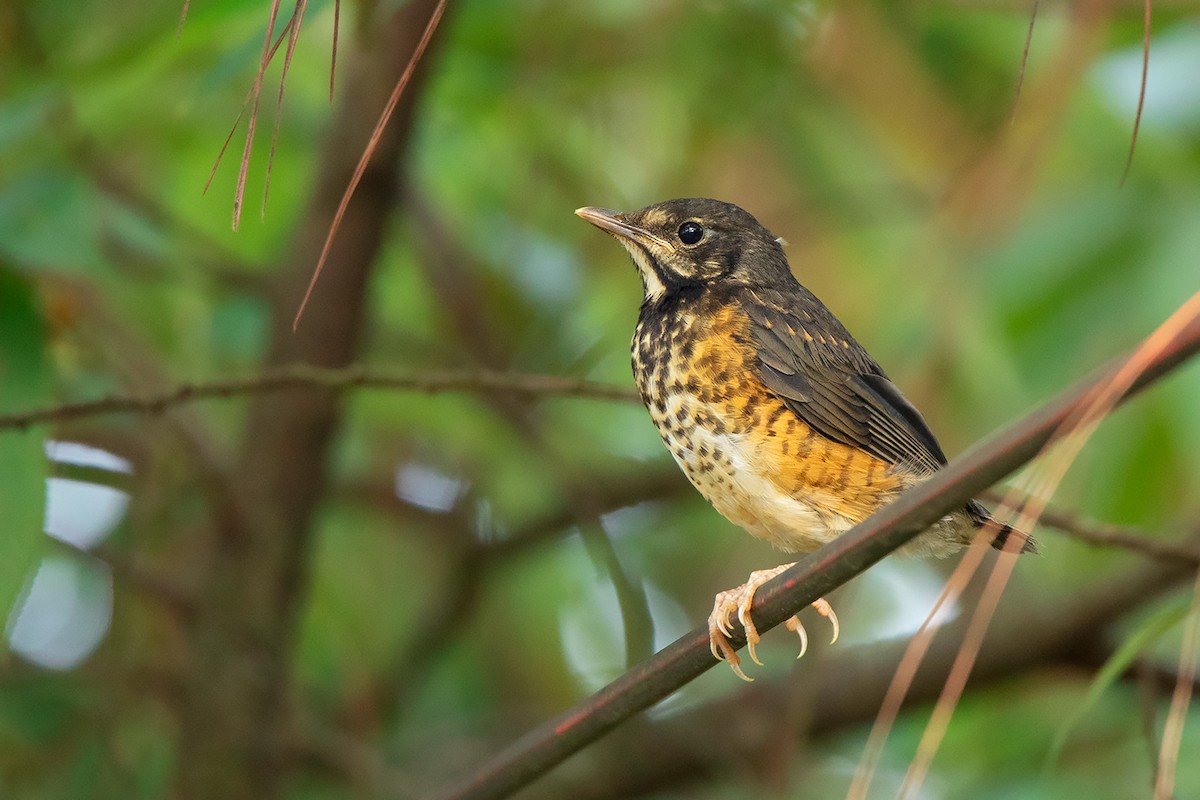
xmin=576 ymin=198 xmax=1034 ymax=680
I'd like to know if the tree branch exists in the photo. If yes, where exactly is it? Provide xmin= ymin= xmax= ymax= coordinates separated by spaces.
xmin=175 ymin=3 xmax=450 ymax=798
xmin=0 ymin=365 xmax=637 ymax=431
xmin=511 ymin=525 xmax=1200 ymax=800
xmin=981 ymin=488 xmax=1200 ymax=566
xmin=426 ymin=313 xmax=1200 ymax=800
xmin=1037 ymin=505 xmax=1200 ymax=566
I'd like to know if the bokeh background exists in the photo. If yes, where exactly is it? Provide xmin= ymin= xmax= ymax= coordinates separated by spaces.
xmin=2 ymin=0 xmax=1200 ymax=798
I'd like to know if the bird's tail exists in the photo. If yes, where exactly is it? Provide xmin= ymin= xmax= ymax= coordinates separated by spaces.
xmin=968 ymin=499 xmax=1038 ymax=553
xmin=989 ymin=522 xmax=1038 ymax=554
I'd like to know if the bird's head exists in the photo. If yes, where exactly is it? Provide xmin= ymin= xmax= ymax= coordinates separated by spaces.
xmin=576 ymin=198 xmax=793 ymax=304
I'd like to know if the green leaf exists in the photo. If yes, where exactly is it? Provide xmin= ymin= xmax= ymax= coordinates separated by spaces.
xmin=0 ymin=266 xmax=51 ymax=643
xmin=1044 ymin=598 xmax=1193 ymax=774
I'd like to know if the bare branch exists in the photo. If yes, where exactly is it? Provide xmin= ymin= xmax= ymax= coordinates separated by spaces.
xmin=977 ymin=494 xmax=1200 ymax=567
xmin=0 ymin=366 xmax=638 ymax=431
xmin=1034 ymin=503 xmax=1200 ymax=566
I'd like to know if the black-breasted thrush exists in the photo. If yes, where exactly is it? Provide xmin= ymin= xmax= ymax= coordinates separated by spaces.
xmin=577 ymin=198 xmax=1033 ymax=680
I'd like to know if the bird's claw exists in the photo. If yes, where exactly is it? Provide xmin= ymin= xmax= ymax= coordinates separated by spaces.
xmin=707 ymin=565 xmax=841 ymax=680
xmin=811 ymin=596 xmax=840 ymax=644
xmin=737 ymin=601 xmax=765 ymax=666
xmin=784 ymin=614 xmax=809 ymax=659
xmin=782 ymin=599 xmax=838 ymax=659
xmin=709 ymin=583 xmax=762 ymax=682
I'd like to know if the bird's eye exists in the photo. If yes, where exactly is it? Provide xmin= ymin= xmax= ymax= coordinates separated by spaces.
xmin=677 ymin=221 xmax=704 ymax=245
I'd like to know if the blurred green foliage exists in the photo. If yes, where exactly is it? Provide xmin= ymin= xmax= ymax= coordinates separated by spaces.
xmin=1 ymin=0 xmax=1199 ymax=798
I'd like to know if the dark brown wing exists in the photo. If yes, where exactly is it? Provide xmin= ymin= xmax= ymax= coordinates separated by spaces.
xmin=742 ymin=286 xmax=1037 ymax=553
xmin=742 ymin=287 xmax=948 ymax=476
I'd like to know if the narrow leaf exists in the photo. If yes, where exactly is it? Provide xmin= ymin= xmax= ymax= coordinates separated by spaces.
xmin=0 ymin=267 xmax=51 ymax=644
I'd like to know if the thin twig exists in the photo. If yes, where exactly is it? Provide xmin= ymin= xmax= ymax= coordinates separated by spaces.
xmin=262 ymin=0 xmax=308 ymax=218
xmin=232 ymin=0 xmax=283 ymax=229
xmin=50 ymin=461 xmax=134 ymax=491
xmin=1120 ymin=0 xmax=1151 ymax=186
xmin=1031 ymin=503 xmax=1200 ymax=566
xmin=177 ymin=0 xmax=191 ymax=37
xmin=203 ymin=14 xmax=296 ymax=197
xmin=292 ymin=0 xmax=448 ymax=329
xmin=329 ymin=0 xmax=340 ymax=102
xmin=1010 ymin=0 xmax=1040 ymax=124
xmin=425 ymin=307 xmax=1200 ymax=800
xmin=0 ymin=366 xmax=637 ymax=431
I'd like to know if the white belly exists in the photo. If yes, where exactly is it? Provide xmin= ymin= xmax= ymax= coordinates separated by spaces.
xmin=656 ymin=393 xmax=852 ymax=553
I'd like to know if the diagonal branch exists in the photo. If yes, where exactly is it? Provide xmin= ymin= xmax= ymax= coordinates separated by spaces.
xmin=512 ymin=524 xmax=1200 ymax=800
xmin=427 ymin=313 xmax=1200 ymax=800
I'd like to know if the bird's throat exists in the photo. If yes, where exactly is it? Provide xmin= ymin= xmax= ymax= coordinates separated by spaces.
xmin=622 ymin=241 xmax=670 ymax=303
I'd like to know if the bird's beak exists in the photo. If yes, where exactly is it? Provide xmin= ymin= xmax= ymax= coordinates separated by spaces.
xmin=575 ymin=207 xmax=671 ymax=250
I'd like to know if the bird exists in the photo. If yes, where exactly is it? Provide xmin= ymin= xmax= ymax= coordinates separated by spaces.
xmin=576 ymin=198 xmax=1034 ymax=680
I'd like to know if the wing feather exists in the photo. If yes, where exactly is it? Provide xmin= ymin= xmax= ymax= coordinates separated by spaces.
xmin=738 ymin=285 xmax=1036 ymax=551
xmin=743 ymin=288 xmax=947 ymax=475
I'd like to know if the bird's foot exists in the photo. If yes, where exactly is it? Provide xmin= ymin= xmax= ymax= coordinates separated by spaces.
xmin=783 ymin=596 xmax=840 ymax=659
xmin=708 ymin=563 xmax=840 ymax=681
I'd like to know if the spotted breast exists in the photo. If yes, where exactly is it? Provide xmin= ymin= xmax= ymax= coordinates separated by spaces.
xmin=631 ymin=284 xmax=966 ymax=557
xmin=638 ymin=287 xmax=916 ymax=556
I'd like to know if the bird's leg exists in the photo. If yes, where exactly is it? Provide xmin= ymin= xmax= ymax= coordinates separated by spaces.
xmin=708 ymin=562 xmax=840 ymax=680
xmin=708 ymin=563 xmax=794 ymax=680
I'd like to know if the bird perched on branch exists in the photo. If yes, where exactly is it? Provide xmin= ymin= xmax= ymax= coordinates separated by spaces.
xmin=577 ymin=198 xmax=1034 ymax=680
